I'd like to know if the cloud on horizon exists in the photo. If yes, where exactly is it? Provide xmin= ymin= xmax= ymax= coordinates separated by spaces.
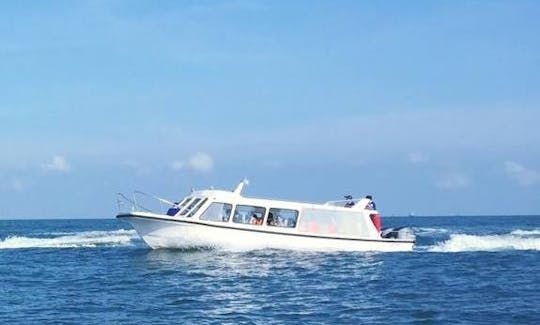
xmin=42 ymin=155 xmax=71 ymax=172
xmin=171 ymin=152 xmax=214 ymax=173
xmin=504 ymin=161 xmax=540 ymax=186
xmin=435 ymin=172 xmax=470 ymax=190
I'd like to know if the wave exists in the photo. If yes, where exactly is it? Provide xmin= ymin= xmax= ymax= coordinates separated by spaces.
xmin=428 ymin=231 xmax=540 ymax=252
xmin=510 ymin=229 xmax=540 ymax=236
xmin=413 ymin=227 xmax=449 ymax=235
xmin=0 ymin=229 xmax=139 ymax=249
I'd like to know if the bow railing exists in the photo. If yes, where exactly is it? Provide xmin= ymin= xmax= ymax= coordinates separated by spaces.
xmin=116 ymin=191 xmax=176 ymax=215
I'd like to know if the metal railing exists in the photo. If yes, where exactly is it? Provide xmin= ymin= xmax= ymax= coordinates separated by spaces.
xmin=116 ymin=191 xmax=177 ymax=215
xmin=324 ymin=198 xmax=362 ymax=208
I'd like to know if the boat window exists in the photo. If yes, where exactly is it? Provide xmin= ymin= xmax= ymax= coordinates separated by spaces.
xmin=177 ymin=197 xmax=193 ymax=215
xmin=199 ymin=202 xmax=233 ymax=222
xmin=267 ymin=208 xmax=298 ymax=228
xmin=180 ymin=198 xmax=201 ymax=216
xmin=297 ymin=208 xmax=371 ymax=237
xmin=187 ymin=198 xmax=208 ymax=218
xmin=232 ymin=205 xmax=266 ymax=226
xmin=180 ymin=198 xmax=191 ymax=208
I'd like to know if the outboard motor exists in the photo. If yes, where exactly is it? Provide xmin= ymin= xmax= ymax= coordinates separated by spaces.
xmin=381 ymin=227 xmax=415 ymax=241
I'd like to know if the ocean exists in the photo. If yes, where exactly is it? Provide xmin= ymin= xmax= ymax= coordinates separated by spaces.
xmin=1 ymin=216 xmax=539 ymax=324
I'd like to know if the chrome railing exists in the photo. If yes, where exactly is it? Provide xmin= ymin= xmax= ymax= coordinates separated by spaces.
xmin=324 ymin=198 xmax=362 ymax=208
xmin=116 ymin=191 xmax=176 ymax=215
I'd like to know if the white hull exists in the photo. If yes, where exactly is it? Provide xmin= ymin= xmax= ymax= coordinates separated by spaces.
xmin=119 ymin=213 xmax=414 ymax=252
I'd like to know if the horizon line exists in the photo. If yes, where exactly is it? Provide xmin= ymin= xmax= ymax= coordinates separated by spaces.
xmin=1 ymin=214 xmax=540 ymax=221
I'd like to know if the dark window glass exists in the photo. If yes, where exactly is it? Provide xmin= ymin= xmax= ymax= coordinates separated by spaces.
xmin=187 ymin=198 xmax=208 ymax=218
xmin=180 ymin=198 xmax=201 ymax=216
xmin=267 ymin=208 xmax=298 ymax=228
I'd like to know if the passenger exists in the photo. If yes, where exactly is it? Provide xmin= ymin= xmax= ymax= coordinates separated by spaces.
xmin=166 ymin=203 xmax=180 ymax=216
xmin=279 ymin=216 xmax=289 ymax=227
xmin=327 ymin=222 xmax=337 ymax=234
xmin=308 ymin=221 xmax=319 ymax=233
xmin=267 ymin=212 xmax=276 ymax=226
xmin=222 ymin=208 xmax=231 ymax=222
xmin=250 ymin=213 xmax=263 ymax=225
xmin=344 ymin=195 xmax=355 ymax=207
xmin=365 ymin=195 xmax=376 ymax=210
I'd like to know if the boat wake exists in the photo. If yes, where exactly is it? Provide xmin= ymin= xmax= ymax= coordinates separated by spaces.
xmin=510 ymin=229 xmax=540 ymax=236
xmin=0 ymin=229 xmax=139 ymax=249
xmin=427 ymin=228 xmax=540 ymax=252
xmin=3 ymin=226 xmax=539 ymax=252
xmin=413 ymin=227 xmax=450 ymax=235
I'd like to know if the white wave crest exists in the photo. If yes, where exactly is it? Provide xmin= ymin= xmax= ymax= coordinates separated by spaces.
xmin=429 ymin=232 xmax=540 ymax=252
xmin=413 ymin=227 xmax=449 ymax=235
xmin=510 ymin=229 xmax=540 ymax=236
xmin=0 ymin=229 xmax=139 ymax=249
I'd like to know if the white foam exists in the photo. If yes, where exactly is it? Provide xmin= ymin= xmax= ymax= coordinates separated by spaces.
xmin=413 ymin=227 xmax=449 ymax=235
xmin=429 ymin=232 xmax=540 ymax=252
xmin=0 ymin=229 xmax=139 ymax=249
xmin=510 ymin=229 xmax=540 ymax=236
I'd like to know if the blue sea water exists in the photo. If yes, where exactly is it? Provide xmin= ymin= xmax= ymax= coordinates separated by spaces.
xmin=1 ymin=216 xmax=539 ymax=324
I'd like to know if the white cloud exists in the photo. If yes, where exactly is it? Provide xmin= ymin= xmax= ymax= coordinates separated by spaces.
xmin=171 ymin=152 xmax=214 ymax=173
xmin=504 ymin=161 xmax=540 ymax=186
xmin=407 ymin=152 xmax=428 ymax=165
xmin=435 ymin=172 xmax=470 ymax=190
xmin=43 ymin=155 xmax=71 ymax=172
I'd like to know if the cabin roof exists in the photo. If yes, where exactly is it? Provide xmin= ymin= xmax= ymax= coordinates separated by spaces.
xmin=188 ymin=189 xmax=371 ymax=212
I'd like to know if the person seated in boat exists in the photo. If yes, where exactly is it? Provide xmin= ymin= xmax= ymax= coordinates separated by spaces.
xmin=365 ymin=195 xmax=376 ymax=210
xmin=250 ymin=213 xmax=263 ymax=225
xmin=267 ymin=212 xmax=277 ymax=226
xmin=166 ymin=202 xmax=181 ymax=216
xmin=344 ymin=195 xmax=355 ymax=208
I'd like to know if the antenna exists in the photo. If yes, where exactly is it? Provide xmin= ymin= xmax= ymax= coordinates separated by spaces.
xmin=233 ymin=178 xmax=249 ymax=195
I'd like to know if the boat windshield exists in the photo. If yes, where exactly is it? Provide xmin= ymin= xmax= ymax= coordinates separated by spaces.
xmin=186 ymin=198 xmax=208 ymax=218
xmin=179 ymin=197 xmax=209 ymax=218
xmin=180 ymin=198 xmax=201 ymax=216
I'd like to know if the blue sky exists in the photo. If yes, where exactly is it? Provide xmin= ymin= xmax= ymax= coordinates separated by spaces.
xmin=1 ymin=0 xmax=539 ymax=218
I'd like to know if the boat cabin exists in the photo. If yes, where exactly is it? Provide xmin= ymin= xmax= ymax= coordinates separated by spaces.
xmin=161 ymin=185 xmax=381 ymax=239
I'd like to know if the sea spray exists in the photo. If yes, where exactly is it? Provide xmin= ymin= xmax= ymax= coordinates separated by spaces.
xmin=428 ymin=229 xmax=540 ymax=252
xmin=0 ymin=229 xmax=139 ymax=249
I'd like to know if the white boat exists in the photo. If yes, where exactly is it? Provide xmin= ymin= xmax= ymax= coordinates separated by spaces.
xmin=116 ymin=180 xmax=415 ymax=251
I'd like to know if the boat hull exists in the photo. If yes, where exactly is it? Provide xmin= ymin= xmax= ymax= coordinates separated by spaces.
xmin=118 ymin=213 xmax=414 ymax=252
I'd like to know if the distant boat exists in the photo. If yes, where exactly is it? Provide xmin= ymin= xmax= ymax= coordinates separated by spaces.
xmin=116 ymin=180 xmax=415 ymax=251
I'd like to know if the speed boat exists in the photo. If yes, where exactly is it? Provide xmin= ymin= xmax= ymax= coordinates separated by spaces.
xmin=116 ymin=180 xmax=415 ymax=251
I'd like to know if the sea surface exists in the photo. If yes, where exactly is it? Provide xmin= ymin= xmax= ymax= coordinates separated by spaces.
xmin=1 ymin=216 xmax=539 ymax=324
